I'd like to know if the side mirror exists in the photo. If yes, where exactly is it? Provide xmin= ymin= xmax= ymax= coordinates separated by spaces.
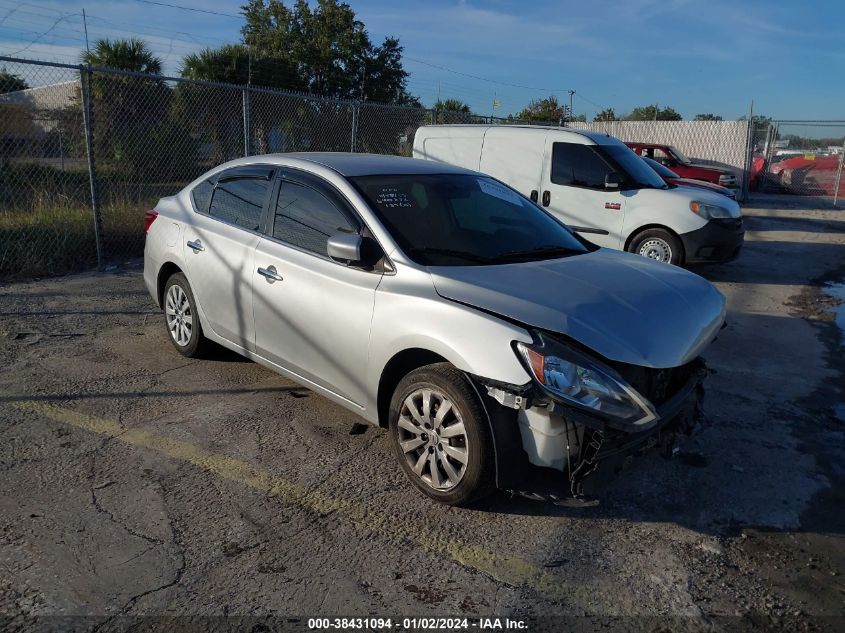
xmin=604 ymin=172 xmax=622 ymax=189
xmin=327 ymin=232 xmax=362 ymax=263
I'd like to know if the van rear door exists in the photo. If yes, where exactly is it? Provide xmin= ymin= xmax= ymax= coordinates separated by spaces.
xmin=540 ymin=140 xmax=625 ymax=249
xmin=479 ymin=128 xmax=544 ymax=202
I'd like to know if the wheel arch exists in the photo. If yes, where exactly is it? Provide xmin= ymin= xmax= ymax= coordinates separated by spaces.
xmin=156 ymin=262 xmax=183 ymax=308
xmin=376 ymin=348 xmax=450 ymax=428
xmin=624 ymin=224 xmax=686 ymax=262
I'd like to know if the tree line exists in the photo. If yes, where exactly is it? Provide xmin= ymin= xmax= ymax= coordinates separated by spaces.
xmin=0 ymin=0 xmax=788 ymax=182
xmin=1 ymin=0 xmax=734 ymax=123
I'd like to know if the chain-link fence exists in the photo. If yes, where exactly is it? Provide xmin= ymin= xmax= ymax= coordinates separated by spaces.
xmin=751 ymin=120 xmax=845 ymax=200
xmin=2 ymin=55 xmax=841 ymax=280
xmin=0 ymin=56 xmax=469 ymax=279
xmin=571 ymin=119 xmax=752 ymax=193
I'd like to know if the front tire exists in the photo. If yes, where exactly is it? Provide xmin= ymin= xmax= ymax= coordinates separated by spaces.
xmin=389 ymin=363 xmax=495 ymax=506
xmin=628 ymin=228 xmax=683 ymax=265
xmin=163 ymin=272 xmax=208 ymax=358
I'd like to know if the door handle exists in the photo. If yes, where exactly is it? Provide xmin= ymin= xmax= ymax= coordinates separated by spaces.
xmin=186 ymin=239 xmax=204 ymax=252
xmin=257 ymin=265 xmax=283 ymax=282
xmin=542 ymin=191 xmax=551 ymax=207
xmin=530 ymin=190 xmax=538 ymax=202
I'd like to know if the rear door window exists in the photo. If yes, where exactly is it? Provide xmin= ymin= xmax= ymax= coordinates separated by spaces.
xmin=551 ymin=142 xmax=614 ymax=189
xmin=208 ymin=177 xmax=270 ymax=231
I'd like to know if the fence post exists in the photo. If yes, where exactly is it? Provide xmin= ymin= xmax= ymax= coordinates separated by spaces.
xmin=760 ymin=123 xmax=774 ymax=192
xmin=79 ymin=64 xmax=103 ymax=270
xmin=242 ymin=87 xmax=251 ymax=157
xmin=741 ymin=101 xmax=754 ymax=202
xmin=834 ymin=144 xmax=845 ymax=207
xmin=350 ymin=104 xmax=358 ymax=152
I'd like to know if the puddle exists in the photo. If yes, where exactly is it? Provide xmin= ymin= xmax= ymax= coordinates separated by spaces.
xmin=824 ymin=281 xmax=845 ymax=347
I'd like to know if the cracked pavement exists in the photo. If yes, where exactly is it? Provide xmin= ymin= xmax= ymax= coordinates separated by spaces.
xmin=0 ymin=194 xmax=844 ymax=630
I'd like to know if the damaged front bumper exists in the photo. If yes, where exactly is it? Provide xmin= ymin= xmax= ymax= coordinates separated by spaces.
xmin=474 ymin=358 xmax=707 ymax=505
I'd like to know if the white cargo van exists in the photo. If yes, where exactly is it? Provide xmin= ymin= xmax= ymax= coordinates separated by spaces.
xmin=413 ymin=125 xmax=744 ymax=265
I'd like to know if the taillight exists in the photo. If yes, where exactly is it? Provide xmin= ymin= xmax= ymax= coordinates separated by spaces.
xmin=144 ymin=210 xmax=158 ymax=234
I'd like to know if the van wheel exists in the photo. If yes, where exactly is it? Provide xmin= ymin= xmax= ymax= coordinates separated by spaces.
xmin=389 ymin=363 xmax=495 ymax=506
xmin=628 ymin=229 xmax=683 ymax=265
xmin=163 ymin=272 xmax=208 ymax=357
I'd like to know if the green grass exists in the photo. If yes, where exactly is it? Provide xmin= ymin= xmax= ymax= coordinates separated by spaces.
xmin=0 ymin=164 xmax=188 ymax=279
xmin=0 ymin=203 xmax=128 ymax=279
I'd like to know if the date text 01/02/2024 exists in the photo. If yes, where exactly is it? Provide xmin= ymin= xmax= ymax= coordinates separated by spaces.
xmin=306 ymin=617 xmax=528 ymax=630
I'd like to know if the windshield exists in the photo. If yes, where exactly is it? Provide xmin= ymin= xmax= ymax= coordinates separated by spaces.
xmin=643 ymin=156 xmax=679 ymax=179
xmin=668 ymin=145 xmax=691 ymax=164
xmin=601 ymin=145 xmax=668 ymax=190
xmin=349 ymin=174 xmax=590 ymax=266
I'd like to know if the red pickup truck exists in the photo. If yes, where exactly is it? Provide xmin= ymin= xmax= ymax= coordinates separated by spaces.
xmin=627 ymin=143 xmax=738 ymax=190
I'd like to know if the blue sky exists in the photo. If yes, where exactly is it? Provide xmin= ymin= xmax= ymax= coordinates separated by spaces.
xmin=1 ymin=0 xmax=843 ymax=120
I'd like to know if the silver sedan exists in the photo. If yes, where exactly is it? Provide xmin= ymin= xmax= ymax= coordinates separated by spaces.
xmin=144 ymin=153 xmax=725 ymax=505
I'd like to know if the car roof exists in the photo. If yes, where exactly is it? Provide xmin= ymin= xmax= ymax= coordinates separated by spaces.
xmin=231 ymin=152 xmax=479 ymax=177
xmin=419 ymin=124 xmax=615 ymax=145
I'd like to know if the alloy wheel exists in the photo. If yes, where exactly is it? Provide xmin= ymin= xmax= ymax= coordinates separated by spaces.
xmin=165 ymin=284 xmax=193 ymax=347
xmin=397 ymin=388 xmax=468 ymax=490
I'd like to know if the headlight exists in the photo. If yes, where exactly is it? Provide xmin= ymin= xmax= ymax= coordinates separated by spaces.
xmin=690 ymin=200 xmax=735 ymax=219
xmin=515 ymin=334 xmax=658 ymax=427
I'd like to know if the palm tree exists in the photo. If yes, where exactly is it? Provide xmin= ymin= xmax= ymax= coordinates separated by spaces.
xmin=181 ymin=45 xmax=251 ymax=84
xmin=433 ymin=98 xmax=472 ymax=124
xmin=434 ymin=98 xmax=471 ymax=113
xmin=180 ymin=45 xmax=316 ymax=157
xmin=177 ymin=46 xmax=253 ymax=161
xmin=82 ymin=38 xmax=162 ymax=74
xmin=79 ymin=39 xmax=182 ymax=179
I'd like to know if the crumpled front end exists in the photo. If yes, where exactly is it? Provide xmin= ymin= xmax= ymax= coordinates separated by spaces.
xmin=473 ymin=345 xmax=708 ymax=505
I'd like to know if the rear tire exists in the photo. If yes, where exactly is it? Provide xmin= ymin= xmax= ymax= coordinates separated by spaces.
xmin=628 ymin=228 xmax=683 ymax=265
xmin=163 ymin=272 xmax=208 ymax=358
xmin=389 ymin=363 xmax=495 ymax=506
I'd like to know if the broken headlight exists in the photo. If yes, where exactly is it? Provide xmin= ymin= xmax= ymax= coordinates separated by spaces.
xmin=515 ymin=333 xmax=658 ymax=427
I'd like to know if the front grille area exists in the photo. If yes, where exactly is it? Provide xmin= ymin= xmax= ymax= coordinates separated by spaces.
xmin=712 ymin=217 xmax=743 ymax=230
xmin=609 ymin=360 xmax=698 ymax=407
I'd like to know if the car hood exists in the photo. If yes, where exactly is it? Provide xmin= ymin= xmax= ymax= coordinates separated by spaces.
xmin=673 ymin=178 xmax=735 ymax=198
xmin=686 ymin=162 xmax=732 ymax=175
xmin=429 ymin=249 xmax=726 ymax=369
xmin=630 ymin=186 xmax=742 ymax=217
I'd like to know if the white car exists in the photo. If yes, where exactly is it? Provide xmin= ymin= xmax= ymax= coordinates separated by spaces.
xmin=413 ymin=125 xmax=745 ymax=266
xmin=144 ymin=153 xmax=725 ymax=505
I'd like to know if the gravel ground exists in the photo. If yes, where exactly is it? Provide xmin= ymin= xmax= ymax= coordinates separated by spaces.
xmin=0 ymin=194 xmax=844 ymax=632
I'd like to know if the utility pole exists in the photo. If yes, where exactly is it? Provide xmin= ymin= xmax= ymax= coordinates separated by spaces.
xmin=82 ymin=8 xmax=90 ymax=54
xmin=567 ymin=89 xmax=575 ymax=124
xmin=243 ymin=47 xmax=251 ymax=157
